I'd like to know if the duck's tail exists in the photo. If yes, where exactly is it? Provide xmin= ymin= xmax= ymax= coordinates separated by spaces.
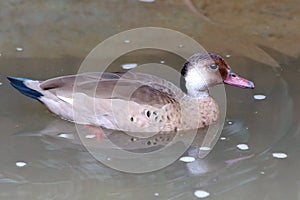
xmin=7 ymin=77 xmax=43 ymax=100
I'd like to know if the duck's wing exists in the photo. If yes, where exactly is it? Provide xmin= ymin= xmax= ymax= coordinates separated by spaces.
xmin=40 ymin=72 xmax=184 ymax=106
xmin=39 ymin=72 xmax=121 ymax=104
xmin=39 ymin=72 xmax=185 ymax=132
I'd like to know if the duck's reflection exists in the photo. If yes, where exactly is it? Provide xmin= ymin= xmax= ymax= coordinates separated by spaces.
xmin=9 ymin=118 xmax=287 ymax=199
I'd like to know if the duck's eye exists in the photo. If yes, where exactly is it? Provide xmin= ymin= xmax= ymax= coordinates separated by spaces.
xmin=209 ymin=63 xmax=218 ymax=70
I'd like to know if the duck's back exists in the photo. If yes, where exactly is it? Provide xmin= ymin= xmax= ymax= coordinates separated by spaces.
xmin=39 ymin=72 xmax=187 ymax=132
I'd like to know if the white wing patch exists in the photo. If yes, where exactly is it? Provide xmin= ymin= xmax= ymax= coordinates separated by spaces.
xmin=57 ymin=95 xmax=74 ymax=105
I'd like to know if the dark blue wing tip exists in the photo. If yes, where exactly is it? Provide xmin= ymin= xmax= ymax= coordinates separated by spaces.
xmin=7 ymin=76 xmax=31 ymax=82
xmin=7 ymin=76 xmax=43 ymax=100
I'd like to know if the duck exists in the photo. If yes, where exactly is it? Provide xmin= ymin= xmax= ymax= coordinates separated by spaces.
xmin=7 ymin=53 xmax=254 ymax=133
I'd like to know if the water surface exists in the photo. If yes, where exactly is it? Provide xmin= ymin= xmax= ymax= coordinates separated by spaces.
xmin=0 ymin=1 xmax=299 ymax=199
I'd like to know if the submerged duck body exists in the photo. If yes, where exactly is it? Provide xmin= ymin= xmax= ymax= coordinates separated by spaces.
xmin=8 ymin=53 xmax=254 ymax=132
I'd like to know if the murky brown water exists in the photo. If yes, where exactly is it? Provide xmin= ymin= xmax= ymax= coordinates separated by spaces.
xmin=1 ymin=1 xmax=300 ymax=199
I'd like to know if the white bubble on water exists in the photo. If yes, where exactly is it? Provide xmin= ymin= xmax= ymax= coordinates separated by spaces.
xmin=16 ymin=161 xmax=27 ymax=167
xmin=121 ymin=63 xmax=138 ymax=69
xmin=237 ymin=143 xmax=249 ymax=151
xmin=16 ymin=47 xmax=23 ymax=52
xmin=58 ymin=133 xmax=74 ymax=139
xmin=220 ymin=137 xmax=226 ymax=141
xmin=139 ymin=0 xmax=155 ymax=2
xmin=199 ymin=146 xmax=211 ymax=151
xmin=272 ymin=152 xmax=287 ymax=159
xmin=85 ymin=134 xmax=96 ymax=139
xmin=179 ymin=156 xmax=195 ymax=163
xmin=254 ymin=94 xmax=266 ymax=100
xmin=194 ymin=190 xmax=210 ymax=198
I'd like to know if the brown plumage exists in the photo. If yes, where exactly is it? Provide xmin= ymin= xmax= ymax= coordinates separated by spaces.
xmin=8 ymin=53 xmax=255 ymax=132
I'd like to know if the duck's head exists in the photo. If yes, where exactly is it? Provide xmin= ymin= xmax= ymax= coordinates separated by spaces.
xmin=181 ymin=53 xmax=255 ymax=97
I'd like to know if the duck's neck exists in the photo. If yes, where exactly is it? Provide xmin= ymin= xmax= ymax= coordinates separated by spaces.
xmin=187 ymin=89 xmax=210 ymax=99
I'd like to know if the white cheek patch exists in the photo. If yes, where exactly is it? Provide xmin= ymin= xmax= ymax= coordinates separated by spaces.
xmin=185 ymin=68 xmax=209 ymax=88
